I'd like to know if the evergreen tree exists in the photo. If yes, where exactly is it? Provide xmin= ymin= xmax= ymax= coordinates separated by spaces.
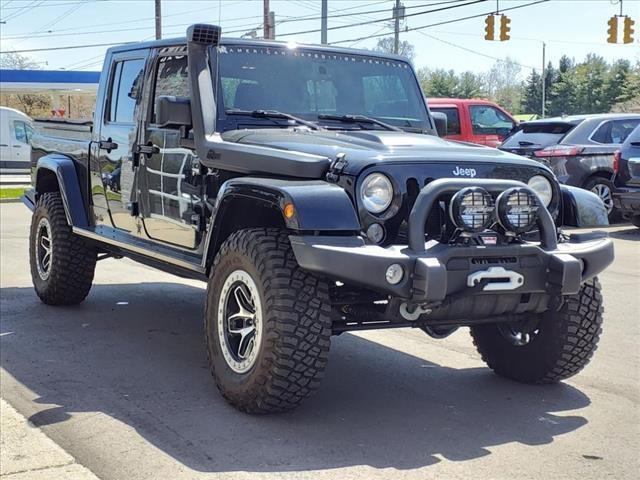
xmin=522 ymin=70 xmax=542 ymax=115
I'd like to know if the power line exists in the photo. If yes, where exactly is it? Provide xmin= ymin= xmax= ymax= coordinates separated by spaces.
xmin=278 ymin=0 xmax=488 ymax=38
xmin=416 ymin=30 xmax=536 ymax=69
xmin=329 ymin=0 xmax=549 ymax=45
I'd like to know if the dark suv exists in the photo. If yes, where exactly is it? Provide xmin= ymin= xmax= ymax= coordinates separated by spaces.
xmin=613 ymin=125 xmax=640 ymax=227
xmin=23 ymin=24 xmax=613 ymax=413
xmin=501 ymin=114 xmax=640 ymax=220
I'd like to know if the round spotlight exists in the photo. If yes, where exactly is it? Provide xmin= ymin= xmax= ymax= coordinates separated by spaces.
xmin=366 ymin=223 xmax=385 ymax=243
xmin=449 ymin=187 xmax=495 ymax=233
xmin=385 ymin=264 xmax=404 ymax=285
xmin=496 ymin=187 xmax=540 ymax=234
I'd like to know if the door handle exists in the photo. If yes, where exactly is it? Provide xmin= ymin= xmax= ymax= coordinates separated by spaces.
xmin=0 ymin=144 xmax=8 ymax=147
xmin=13 ymin=145 xmax=22 ymax=148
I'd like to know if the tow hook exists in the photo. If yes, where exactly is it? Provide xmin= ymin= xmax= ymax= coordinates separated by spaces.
xmin=399 ymin=302 xmax=433 ymax=321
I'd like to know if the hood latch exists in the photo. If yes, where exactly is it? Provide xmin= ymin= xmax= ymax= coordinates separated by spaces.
xmin=326 ymin=153 xmax=348 ymax=183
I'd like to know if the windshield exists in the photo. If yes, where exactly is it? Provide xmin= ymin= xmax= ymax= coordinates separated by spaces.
xmin=214 ymin=45 xmax=430 ymax=131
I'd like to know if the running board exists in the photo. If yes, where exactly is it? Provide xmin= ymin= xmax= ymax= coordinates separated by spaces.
xmin=73 ymin=226 xmax=205 ymax=273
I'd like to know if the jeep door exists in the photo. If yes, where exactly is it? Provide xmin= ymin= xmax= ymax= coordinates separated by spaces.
xmin=96 ymin=51 xmax=147 ymax=230
xmin=137 ymin=48 xmax=201 ymax=250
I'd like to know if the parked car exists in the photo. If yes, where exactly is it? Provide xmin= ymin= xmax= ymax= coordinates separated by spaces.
xmin=0 ymin=106 xmax=35 ymax=174
xmin=428 ymin=98 xmax=516 ymax=147
xmin=613 ymin=125 xmax=640 ymax=227
xmin=501 ymin=113 xmax=640 ymax=220
xmin=24 ymin=24 xmax=613 ymax=414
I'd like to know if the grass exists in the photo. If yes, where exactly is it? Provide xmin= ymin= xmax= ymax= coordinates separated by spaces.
xmin=0 ymin=187 xmax=27 ymax=200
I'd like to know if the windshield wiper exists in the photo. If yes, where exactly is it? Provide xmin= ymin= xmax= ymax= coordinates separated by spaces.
xmin=225 ymin=109 xmax=321 ymax=130
xmin=318 ymin=114 xmax=402 ymax=132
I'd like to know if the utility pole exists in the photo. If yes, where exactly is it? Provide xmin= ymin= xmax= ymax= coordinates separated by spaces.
xmin=321 ymin=0 xmax=328 ymax=44
xmin=154 ymin=0 xmax=162 ymax=40
xmin=263 ymin=0 xmax=270 ymax=40
xmin=393 ymin=0 xmax=401 ymax=54
xmin=541 ymin=42 xmax=546 ymax=118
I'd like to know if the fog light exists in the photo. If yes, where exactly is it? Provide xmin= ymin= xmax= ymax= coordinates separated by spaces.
xmin=496 ymin=187 xmax=540 ymax=234
xmin=449 ymin=187 xmax=495 ymax=232
xmin=385 ymin=264 xmax=404 ymax=285
xmin=366 ymin=223 xmax=385 ymax=243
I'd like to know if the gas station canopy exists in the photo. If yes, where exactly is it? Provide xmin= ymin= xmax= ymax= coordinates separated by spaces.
xmin=0 ymin=69 xmax=100 ymax=94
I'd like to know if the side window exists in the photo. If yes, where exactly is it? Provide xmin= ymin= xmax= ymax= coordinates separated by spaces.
xmin=594 ymin=119 xmax=640 ymax=144
xmin=469 ymin=105 xmax=514 ymax=136
xmin=431 ymin=107 xmax=461 ymax=135
xmin=13 ymin=121 xmax=27 ymax=143
xmin=108 ymin=58 xmax=145 ymax=124
xmin=25 ymin=123 xmax=35 ymax=142
xmin=152 ymin=55 xmax=189 ymax=122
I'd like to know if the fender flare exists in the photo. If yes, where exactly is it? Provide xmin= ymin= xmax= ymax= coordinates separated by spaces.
xmin=212 ymin=177 xmax=361 ymax=232
xmin=35 ymin=154 xmax=89 ymax=228
xmin=561 ymin=184 xmax=609 ymax=228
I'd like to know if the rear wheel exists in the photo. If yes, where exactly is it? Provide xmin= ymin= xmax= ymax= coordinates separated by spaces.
xmin=584 ymin=177 xmax=616 ymax=222
xmin=205 ymin=228 xmax=332 ymax=413
xmin=29 ymin=192 xmax=96 ymax=305
xmin=470 ymin=278 xmax=603 ymax=383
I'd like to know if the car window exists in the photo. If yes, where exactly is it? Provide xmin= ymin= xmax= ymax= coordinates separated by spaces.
xmin=108 ymin=58 xmax=145 ymax=124
xmin=13 ymin=121 xmax=27 ymax=143
xmin=362 ymin=75 xmax=410 ymax=118
xmin=152 ymin=55 xmax=189 ymax=123
xmin=430 ymin=107 xmax=461 ymax=135
xmin=501 ymin=121 xmax=576 ymax=149
xmin=469 ymin=105 xmax=514 ymax=136
xmin=25 ymin=123 xmax=35 ymax=142
xmin=591 ymin=119 xmax=640 ymax=144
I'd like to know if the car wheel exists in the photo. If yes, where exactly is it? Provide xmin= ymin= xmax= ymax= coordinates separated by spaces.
xmin=205 ymin=228 xmax=332 ymax=413
xmin=29 ymin=192 xmax=97 ymax=305
xmin=470 ymin=278 xmax=603 ymax=383
xmin=632 ymin=215 xmax=640 ymax=228
xmin=584 ymin=177 xmax=616 ymax=221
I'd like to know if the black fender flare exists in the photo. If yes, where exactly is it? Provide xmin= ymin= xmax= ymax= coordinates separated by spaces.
xmin=211 ymin=177 xmax=360 ymax=231
xmin=561 ymin=184 xmax=609 ymax=227
xmin=34 ymin=154 xmax=89 ymax=228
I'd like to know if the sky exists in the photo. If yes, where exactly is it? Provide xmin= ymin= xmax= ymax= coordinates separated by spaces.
xmin=0 ymin=0 xmax=639 ymax=79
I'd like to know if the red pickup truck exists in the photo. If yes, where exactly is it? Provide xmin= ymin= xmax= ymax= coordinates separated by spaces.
xmin=428 ymin=98 xmax=516 ymax=147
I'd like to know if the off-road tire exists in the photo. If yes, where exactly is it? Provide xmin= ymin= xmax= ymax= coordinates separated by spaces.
xmin=29 ymin=192 xmax=96 ymax=305
xmin=631 ymin=215 xmax=640 ymax=228
xmin=204 ymin=228 xmax=332 ymax=413
xmin=470 ymin=278 xmax=603 ymax=384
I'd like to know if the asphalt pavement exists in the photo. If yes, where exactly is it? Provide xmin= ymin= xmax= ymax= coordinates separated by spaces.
xmin=1 ymin=201 xmax=639 ymax=480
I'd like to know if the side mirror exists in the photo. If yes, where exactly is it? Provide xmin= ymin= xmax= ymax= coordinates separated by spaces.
xmin=155 ymin=96 xmax=192 ymax=129
xmin=432 ymin=111 xmax=448 ymax=137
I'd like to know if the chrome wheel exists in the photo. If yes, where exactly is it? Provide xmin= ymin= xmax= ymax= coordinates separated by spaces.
xmin=497 ymin=322 xmax=539 ymax=347
xmin=217 ymin=269 xmax=263 ymax=374
xmin=35 ymin=217 xmax=53 ymax=281
xmin=590 ymin=183 xmax=613 ymax=214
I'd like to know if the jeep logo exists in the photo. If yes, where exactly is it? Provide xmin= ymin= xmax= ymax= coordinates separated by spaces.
xmin=452 ymin=166 xmax=476 ymax=177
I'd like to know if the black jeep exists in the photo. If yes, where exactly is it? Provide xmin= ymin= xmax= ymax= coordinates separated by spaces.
xmin=24 ymin=25 xmax=614 ymax=413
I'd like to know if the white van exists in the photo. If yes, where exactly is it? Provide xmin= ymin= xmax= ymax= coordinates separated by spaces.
xmin=0 ymin=107 xmax=35 ymax=174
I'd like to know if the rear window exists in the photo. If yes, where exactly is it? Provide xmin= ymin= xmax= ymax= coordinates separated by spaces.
xmin=501 ymin=122 xmax=576 ymax=149
xmin=430 ymin=107 xmax=461 ymax=135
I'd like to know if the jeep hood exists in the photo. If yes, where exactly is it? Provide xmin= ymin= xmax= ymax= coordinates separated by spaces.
xmin=221 ymin=128 xmax=550 ymax=176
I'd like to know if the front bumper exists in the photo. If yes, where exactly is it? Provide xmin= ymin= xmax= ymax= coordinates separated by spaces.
xmin=291 ymin=178 xmax=614 ymax=302
xmin=613 ymin=187 xmax=640 ymax=218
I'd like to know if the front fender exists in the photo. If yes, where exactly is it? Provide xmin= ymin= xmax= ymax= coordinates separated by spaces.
xmin=215 ymin=177 xmax=360 ymax=231
xmin=35 ymin=154 xmax=89 ymax=228
xmin=561 ymin=184 xmax=609 ymax=227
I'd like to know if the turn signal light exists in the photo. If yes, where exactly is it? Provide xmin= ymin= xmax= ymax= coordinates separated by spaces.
xmin=613 ymin=150 xmax=621 ymax=174
xmin=283 ymin=203 xmax=295 ymax=219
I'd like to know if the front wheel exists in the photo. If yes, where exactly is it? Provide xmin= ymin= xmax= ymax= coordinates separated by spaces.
xmin=470 ymin=278 xmax=603 ymax=384
xmin=205 ymin=228 xmax=332 ymax=413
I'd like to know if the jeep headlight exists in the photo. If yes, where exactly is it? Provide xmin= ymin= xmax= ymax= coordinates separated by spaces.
xmin=360 ymin=173 xmax=393 ymax=214
xmin=527 ymin=175 xmax=552 ymax=207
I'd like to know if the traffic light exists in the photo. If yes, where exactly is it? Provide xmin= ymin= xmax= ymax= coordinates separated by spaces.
xmin=499 ymin=15 xmax=511 ymax=41
xmin=607 ymin=16 xmax=618 ymax=43
xmin=623 ymin=16 xmax=635 ymax=44
xmin=484 ymin=15 xmax=495 ymax=41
